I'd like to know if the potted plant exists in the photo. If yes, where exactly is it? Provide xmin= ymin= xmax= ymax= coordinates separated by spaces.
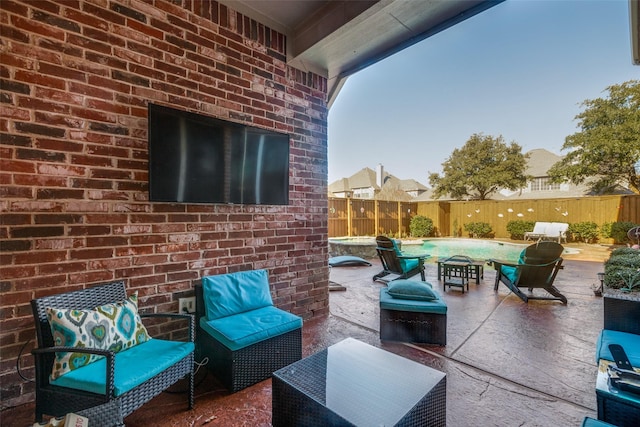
xmin=602 ymin=247 xmax=640 ymax=334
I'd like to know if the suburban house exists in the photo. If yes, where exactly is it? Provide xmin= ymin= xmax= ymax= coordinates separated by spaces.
xmin=498 ymin=148 xmax=635 ymax=200
xmin=328 ymin=164 xmax=428 ymax=200
xmin=497 ymin=148 xmax=590 ymax=200
xmin=331 ymin=149 xmax=634 ymax=201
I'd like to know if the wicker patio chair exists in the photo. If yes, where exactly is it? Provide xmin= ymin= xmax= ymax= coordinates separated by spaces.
xmin=489 ymin=241 xmax=567 ymax=303
xmin=195 ymin=270 xmax=302 ymax=393
xmin=31 ymin=281 xmax=195 ymax=426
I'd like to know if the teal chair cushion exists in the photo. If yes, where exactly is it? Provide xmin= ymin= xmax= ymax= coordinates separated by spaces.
xmin=399 ymin=257 xmax=420 ymax=273
xmin=202 ymin=270 xmax=273 ymax=320
xmin=200 ymin=305 xmax=303 ymax=351
xmin=50 ymin=339 xmax=194 ymax=396
xmin=388 ymin=239 xmax=421 ymax=273
xmin=501 ymin=249 xmax=526 ymax=283
xmin=387 ymin=280 xmax=436 ymax=301
xmin=582 ymin=416 xmax=617 ymax=427
xmin=596 ymin=329 xmax=640 ymax=366
xmin=380 ymin=288 xmax=447 ymax=314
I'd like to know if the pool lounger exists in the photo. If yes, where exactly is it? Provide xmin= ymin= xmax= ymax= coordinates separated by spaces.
xmin=329 ymin=255 xmax=372 ymax=267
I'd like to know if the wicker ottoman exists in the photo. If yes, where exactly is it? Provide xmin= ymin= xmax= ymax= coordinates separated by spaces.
xmin=379 ymin=287 xmax=447 ymax=345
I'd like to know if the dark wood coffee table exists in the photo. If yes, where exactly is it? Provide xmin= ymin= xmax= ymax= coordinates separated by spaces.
xmin=437 ymin=257 xmax=484 ymax=284
xmin=441 ymin=260 xmax=470 ymax=293
xmin=272 ymin=337 xmax=446 ymax=426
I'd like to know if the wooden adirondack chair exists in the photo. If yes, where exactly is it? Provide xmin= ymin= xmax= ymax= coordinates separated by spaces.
xmin=490 ymin=241 xmax=567 ymax=303
xmin=373 ymin=236 xmax=429 ymax=283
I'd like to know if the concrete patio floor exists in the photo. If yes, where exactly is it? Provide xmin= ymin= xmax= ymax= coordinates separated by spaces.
xmin=4 ymin=244 xmax=611 ymax=426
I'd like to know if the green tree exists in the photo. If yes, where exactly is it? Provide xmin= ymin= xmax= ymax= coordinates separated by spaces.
xmin=428 ymin=133 xmax=529 ymax=200
xmin=548 ymin=80 xmax=640 ymax=194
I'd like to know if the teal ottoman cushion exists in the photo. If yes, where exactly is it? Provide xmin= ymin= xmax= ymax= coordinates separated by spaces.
xmin=582 ymin=416 xmax=616 ymax=427
xmin=596 ymin=329 xmax=640 ymax=366
xmin=387 ymin=279 xmax=436 ymax=301
xmin=380 ymin=288 xmax=447 ymax=314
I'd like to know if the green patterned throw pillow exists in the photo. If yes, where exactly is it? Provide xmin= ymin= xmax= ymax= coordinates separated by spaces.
xmin=46 ymin=292 xmax=151 ymax=380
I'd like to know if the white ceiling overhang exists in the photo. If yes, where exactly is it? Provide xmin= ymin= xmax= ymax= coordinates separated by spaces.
xmin=219 ymin=0 xmax=505 ymax=106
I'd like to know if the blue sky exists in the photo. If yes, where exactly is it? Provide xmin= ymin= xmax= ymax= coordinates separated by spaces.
xmin=327 ymin=0 xmax=639 ymax=185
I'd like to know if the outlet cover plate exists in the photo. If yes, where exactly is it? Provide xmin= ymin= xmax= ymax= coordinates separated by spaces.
xmin=179 ymin=297 xmax=196 ymax=314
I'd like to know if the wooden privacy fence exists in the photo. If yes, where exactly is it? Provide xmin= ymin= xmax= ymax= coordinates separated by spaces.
xmin=328 ymin=199 xmax=417 ymax=237
xmin=328 ymin=195 xmax=640 ymax=239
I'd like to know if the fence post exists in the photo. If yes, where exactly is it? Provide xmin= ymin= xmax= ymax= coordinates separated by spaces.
xmin=397 ymin=202 xmax=402 ymax=237
xmin=347 ymin=196 xmax=352 ymax=237
xmin=375 ymin=200 xmax=380 ymax=236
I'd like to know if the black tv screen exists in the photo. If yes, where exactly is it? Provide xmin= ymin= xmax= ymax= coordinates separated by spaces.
xmin=148 ymin=104 xmax=290 ymax=205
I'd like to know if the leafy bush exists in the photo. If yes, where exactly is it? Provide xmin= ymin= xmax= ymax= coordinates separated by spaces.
xmin=463 ymin=222 xmax=493 ymax=238
xmin=506 ymin=220 xmax=535 ymax=240
xmin=605 ymin=248 xmax=640 ymax=267
xmin=604 ymin=247 xmax=640 ymax=291
xmin=409 ymin=215 xmax=434 ymax=237
xmin=567 ymin=221 xmax=599 ymax=243
xmin=601 ymin=221 xmax=639 ymax=244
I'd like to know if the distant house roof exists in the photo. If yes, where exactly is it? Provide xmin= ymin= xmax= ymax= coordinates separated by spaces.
xmin=349 ymin=167 xmax=381 ymax=189
xmin=328 ymin=167 xmax=428 ymax=198
xmin=525 ymin=148 xmax=562 ymax=176
xmin=412 ymin=188 xmax=440 ymax=201
xmin=328 ymin=178 xmax=351 ymax=194
xmin=397 ymin=179 xmax=428 ymax=192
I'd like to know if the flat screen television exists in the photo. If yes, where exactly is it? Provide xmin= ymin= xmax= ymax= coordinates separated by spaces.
xmin=148 ymin=104 xmax=290 ymax=205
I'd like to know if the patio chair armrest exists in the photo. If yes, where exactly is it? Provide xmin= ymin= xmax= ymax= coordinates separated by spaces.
xmin=32 ymin=346 xmax=116 ymax=397
xmin=140 ymin=313 xmax=195 ymax=342
xmin=520 ymin=258 xmax=563 ymax=268
xmin=32 ymin=346 xmax=114 ymax=358
xmin=487 ymin=259 xmax=518 ymax=269
xmin=398 ymin=253 xmax=430 ymax=261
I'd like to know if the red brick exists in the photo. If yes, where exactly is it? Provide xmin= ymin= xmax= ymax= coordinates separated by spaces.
xmin=1 ymin=0 xmax=329 ymax=411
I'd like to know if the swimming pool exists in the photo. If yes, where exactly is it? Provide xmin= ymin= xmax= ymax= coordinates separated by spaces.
xmin=402 ymin=238 xmax=578 ymax=261
xmin=328 ymin=237 xmax=579 ymax=261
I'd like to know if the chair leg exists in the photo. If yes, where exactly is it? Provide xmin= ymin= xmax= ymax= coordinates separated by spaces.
xmin=509 ymin=285 xmax=529 ymax=303
xmin=373 ymin=271 xmax=389 ymax=281
xmin=188 ymin=370 xmax=194 ymax=409
xmin=544 ymin=286 xmax=568 ymax=304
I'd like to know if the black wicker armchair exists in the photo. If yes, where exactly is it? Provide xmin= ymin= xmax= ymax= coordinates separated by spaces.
xmin=31 ymin=281 xmax=195 ymax=427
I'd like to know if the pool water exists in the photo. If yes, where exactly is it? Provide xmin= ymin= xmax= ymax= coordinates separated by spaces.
xmin=402 ymin=239 xmax=528 ymax=261
xmin=328 ymin=237 xmax=580 ymax=262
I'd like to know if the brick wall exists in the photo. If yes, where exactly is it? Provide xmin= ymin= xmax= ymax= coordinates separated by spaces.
xmin=0 ymin=0 xmax=329 ymax=409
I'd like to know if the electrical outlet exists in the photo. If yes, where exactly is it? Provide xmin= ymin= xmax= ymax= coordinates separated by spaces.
xmin=179 ymin=297 xmax=196 ymax=314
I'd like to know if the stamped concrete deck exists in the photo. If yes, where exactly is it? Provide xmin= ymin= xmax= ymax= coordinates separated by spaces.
xmin=4 ymin=243 xmax=611 ymax=426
